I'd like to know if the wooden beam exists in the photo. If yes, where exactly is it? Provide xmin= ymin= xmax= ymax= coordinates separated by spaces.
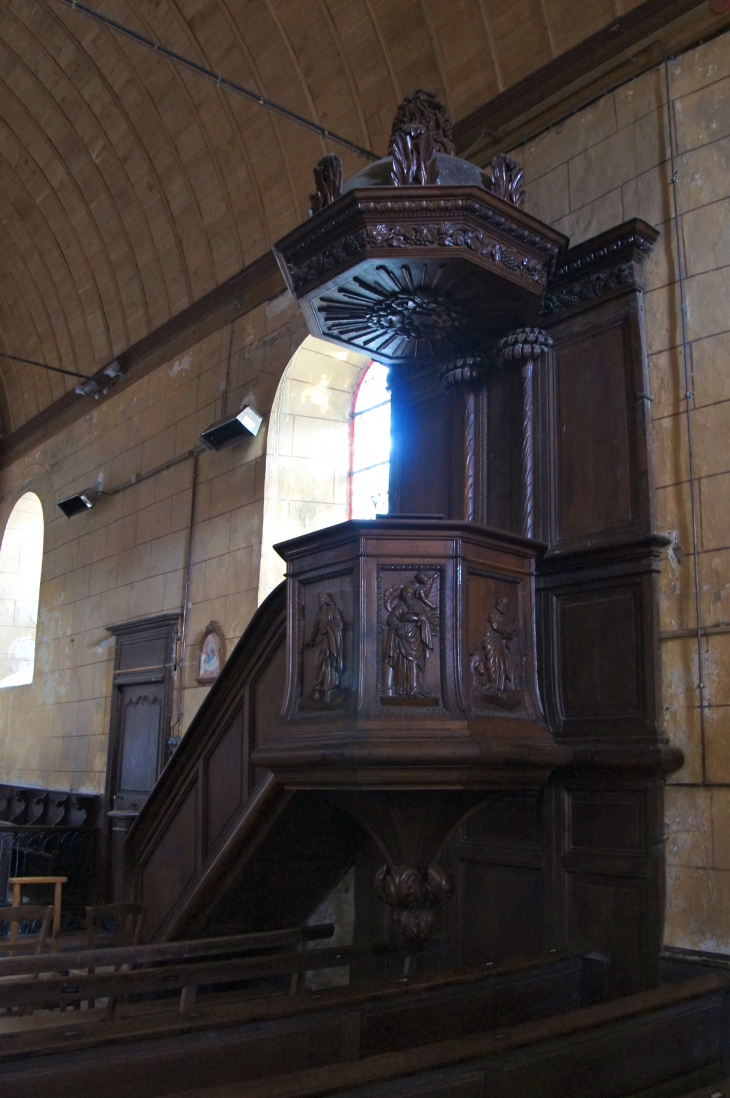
xmin=0 ymin=251 xmax=285 ymax=470
xmin=453 ymin=0 xmax=730 ymax=164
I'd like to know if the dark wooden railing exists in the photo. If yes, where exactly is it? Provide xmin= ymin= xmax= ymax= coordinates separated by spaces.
xmin=125 ymin=584 xmax=288 ymax=940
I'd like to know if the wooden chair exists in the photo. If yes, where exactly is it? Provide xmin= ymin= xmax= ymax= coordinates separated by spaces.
xmin=85 ymin=903 xmax=146 ymax=950
xmin=8 ymin=876 xmax=66 ymax=952
xmin=0 ymin=904 xmax=54 ymax=961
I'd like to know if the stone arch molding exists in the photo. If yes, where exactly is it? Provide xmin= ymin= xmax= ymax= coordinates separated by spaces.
xmin=258 ymin=335 xmax=370 ymax=603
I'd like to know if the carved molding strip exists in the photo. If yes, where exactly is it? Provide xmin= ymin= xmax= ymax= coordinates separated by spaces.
xmin=278 ymin=194 xmax=563 ymax=295
xmin=541 ymin=261 xmax=635 ymax=316
xmin=542 ymin=221 xmax=659 ymax=318
xmin=287 ymin=220 xmax=548 ymax=295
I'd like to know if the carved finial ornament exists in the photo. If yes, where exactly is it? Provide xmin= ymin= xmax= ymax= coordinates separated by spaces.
xmin=490 ymin=153 xmax=526 ymax=208
xmin=388 ymin=89 xmax=454 ymax=187
xmin=309 ymin=154 xmax=343 ymax=216
xmin=388 ymin=90 xmax=455 ymax=156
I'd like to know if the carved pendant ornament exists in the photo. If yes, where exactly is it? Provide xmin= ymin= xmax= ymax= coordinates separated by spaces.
xmin=471 ymin=598 xmax=522 ymax=710
xmin=382 ymin=572 xmax=439 ymax=704
xmin=375 ymin=863 xmax=453 ymax=946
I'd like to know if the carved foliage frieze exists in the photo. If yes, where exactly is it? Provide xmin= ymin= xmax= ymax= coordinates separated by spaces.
xmin=542 ymin=222 xmax=659 ymax=318
xmin=542 ymin=262 xmax=634 ymax=316
xmin=279 ymin=195 xmax=562 ymax=297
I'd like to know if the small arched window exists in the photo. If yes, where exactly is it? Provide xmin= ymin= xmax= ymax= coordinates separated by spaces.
xmin=349 ymin=362 xmax=391 ymax=520
xmin=0 ymin=493 xmax=44 ymax=688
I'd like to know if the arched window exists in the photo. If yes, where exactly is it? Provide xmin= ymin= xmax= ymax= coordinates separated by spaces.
xmin=0 ymin=493 xmax=44 ymax=688
xmin=349 ymin=362 xmax=391 ymax=520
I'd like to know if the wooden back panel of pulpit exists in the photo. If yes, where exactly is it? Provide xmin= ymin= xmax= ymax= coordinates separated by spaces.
xmin=400 ymin=220 xmax=676 ymax=998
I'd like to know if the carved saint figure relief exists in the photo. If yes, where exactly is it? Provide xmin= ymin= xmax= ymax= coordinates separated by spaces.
xmin=306 ymin=592 xmax=345 ymax=702
xmin=382 ymin=572 xmax=439 ymax=702
xmin=470 ymin=597 xmax=521 ymax=710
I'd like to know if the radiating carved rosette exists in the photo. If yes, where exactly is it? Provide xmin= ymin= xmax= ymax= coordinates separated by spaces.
xmin=375 ymin=863 xmax=454 ymax=946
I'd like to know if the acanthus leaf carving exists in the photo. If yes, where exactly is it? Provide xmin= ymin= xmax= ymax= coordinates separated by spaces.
xmin=390 ymin=128 xmax=440 ymax=186
xmin=375 ymin=862 xmax=453 ymax=946
xmin=309 ymin=154 xmax=343 ymax=217
xmin=490 ymin=153 xmax=526 ymax=209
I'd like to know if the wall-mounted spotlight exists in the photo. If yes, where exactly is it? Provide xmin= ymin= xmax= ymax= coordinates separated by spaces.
xmin=199 ymin=405 xmax=263 ymax=452
xmin=57 ymin=487 xmax=101 ymax=518
xmin=74 ymin=377 xmax=107 ymax=399
xmin=103 ymin=359 xmax=125 ymax=382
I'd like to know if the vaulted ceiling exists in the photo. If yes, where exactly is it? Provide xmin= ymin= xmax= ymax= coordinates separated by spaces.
xmin=0 ymin=0 xmax=687 ymax=435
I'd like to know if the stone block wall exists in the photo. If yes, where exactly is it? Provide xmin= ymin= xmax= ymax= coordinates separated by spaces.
xmin=0 ymin=292 xmax=306 ymax=794
xmin=520 ymin=29 xmax=730 ymax=953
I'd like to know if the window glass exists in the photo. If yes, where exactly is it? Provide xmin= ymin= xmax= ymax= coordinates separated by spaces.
xmin=350 ymin=362 xmax=391 ymax=520
xmin=0 ymin=492 xmax=44 ymax=688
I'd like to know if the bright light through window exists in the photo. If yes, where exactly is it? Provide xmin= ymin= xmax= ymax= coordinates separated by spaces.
xmin=349 ymin=362 xmax=390 ymax=520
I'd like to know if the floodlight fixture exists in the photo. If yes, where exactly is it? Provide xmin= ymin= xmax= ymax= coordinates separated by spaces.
xmin=57 ymin=488 xmax=101 ymax=518
xmin=199 ymin=405 xmax=263 ymax=452
xmin=103 ymin=359 xmax=125 ymax=381
xmin=74 ymin=377 xmax=106 ymax=398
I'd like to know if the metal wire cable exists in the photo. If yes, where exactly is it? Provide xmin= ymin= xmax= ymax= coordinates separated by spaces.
xmin=0 ymin=351 xmax=91 ymax=381
xmin=52 ymin=0 xmax=379 ymax=162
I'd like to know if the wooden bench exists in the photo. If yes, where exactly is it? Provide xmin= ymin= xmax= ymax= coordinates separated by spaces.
xmin=0 ymin=945 xmax=611 ymax=1098
xmin=0 ymin=938 xmax=415 ymax=1017
xmin=146 ymin=972 xmax=730 ymax=1098
xmin=0 ymin=921 xmax=343 ymax=1020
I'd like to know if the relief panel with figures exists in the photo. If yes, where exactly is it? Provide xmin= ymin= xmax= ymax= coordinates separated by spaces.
xmin=377 ymin=566 xmax=443 ymax=710
xmin=467 ymin=570 xmax=527 ymax=717
xmin=297 ymin=575 xmax=354 ymax=714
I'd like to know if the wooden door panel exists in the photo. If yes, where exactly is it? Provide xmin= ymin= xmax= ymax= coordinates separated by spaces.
xmin=118 ymin=686 xmax=164 ymax=804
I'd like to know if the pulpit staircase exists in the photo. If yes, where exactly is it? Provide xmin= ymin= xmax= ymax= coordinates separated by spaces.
xmin=123 ymin=583 xmax=363 ymax=943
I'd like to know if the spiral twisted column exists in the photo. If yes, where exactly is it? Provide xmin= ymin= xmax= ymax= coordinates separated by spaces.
xmin=495 ymin=329 xmax=553 ymax=539
xmin=440 ymin=355 xmax=490 ymax=522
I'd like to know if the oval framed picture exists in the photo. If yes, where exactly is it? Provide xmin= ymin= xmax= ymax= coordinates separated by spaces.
xmin=197 ymin=621 xmax=226 ymax=684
